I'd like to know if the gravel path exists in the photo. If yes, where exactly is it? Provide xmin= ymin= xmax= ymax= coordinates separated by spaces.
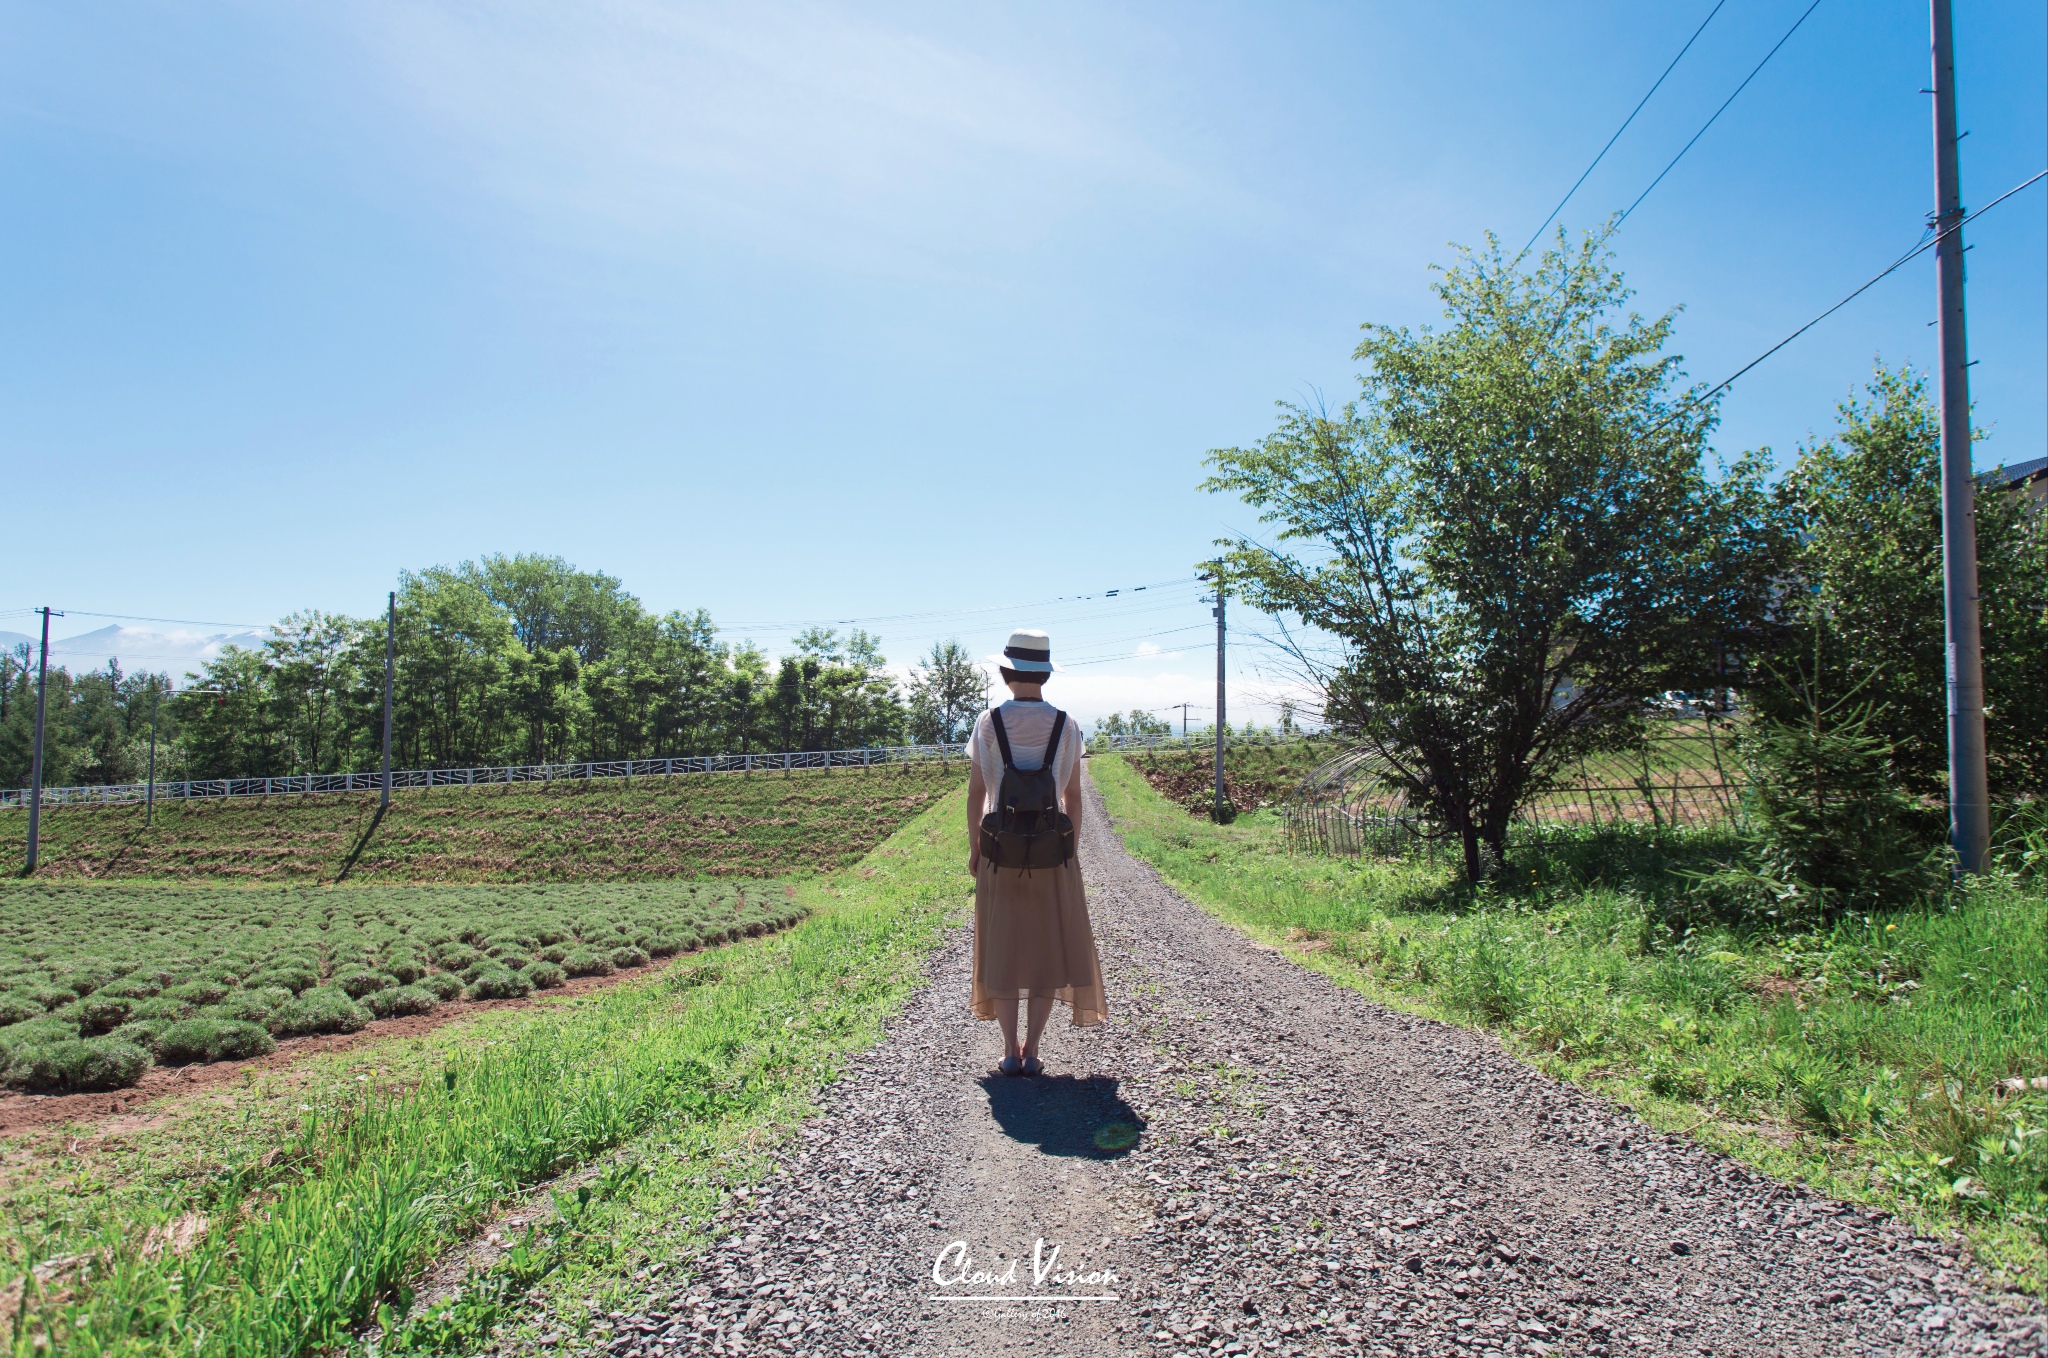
xmin=596 ymin=769 xmax=2042 ymax=1358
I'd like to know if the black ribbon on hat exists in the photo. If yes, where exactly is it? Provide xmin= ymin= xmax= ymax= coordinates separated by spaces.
xmin=1004 ymin=645 xmax=1051 ymax=662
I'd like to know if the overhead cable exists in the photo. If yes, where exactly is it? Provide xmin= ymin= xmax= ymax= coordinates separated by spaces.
xmin=1614 ymin=0 xmax=1825 ymax=228
xmin=1519 ymin=0 xmax=1728 ymax=257
xmin=1682 ymin=168 xmax=2047 ymax=415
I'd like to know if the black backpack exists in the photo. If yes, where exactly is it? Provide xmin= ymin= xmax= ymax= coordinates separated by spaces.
xmin=978 ymin=707 xmax=1076 ymax=871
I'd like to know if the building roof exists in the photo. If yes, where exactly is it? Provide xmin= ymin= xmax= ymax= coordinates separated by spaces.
xmin=1994 ymin=455 xmax=2046 ymax=487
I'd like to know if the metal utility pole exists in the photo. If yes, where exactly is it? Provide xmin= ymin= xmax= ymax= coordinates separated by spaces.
xmin=1212 ymin=588 xmax=1227 ymax=819
xmin=24 ymin=607 xmax=56 ymax=873
xmin=381 ymin=591 xmax=396 ymax=810
xmin=1168 ymin=702 xmax=1197 ymax=738
xmin=1929 ymin=0 xmax=1989 ymax=873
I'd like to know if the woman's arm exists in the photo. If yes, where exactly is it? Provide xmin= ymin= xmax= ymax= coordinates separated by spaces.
xmin=1064 ymin=743 xmax=1082 ymax=851
xmin=966 ymin=762 xmax=985 ymax=874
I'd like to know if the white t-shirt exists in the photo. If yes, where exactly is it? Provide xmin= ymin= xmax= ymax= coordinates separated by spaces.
xmin=967 ymin=700 xmax=1084 ymax=817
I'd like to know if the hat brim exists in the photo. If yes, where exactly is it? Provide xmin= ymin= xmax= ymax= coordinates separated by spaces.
xmin=1001 ymin=658 xmax=1054 ymax=674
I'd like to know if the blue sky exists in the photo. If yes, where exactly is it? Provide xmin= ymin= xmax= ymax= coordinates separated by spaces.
xmin=3 ymin=1 xmax=2043 ymax=724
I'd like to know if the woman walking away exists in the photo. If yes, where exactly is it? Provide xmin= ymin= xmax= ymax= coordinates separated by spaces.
xmin=966 ymin=628 xmax=1107 ymax=1076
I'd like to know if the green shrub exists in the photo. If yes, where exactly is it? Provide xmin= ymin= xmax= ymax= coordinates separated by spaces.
xmin=6 ymin=1037 xmax=150 ymax=1092
xmin=466 ymin=969 xmax=533 ymax=1001
xmin=109 ymin=1020 xmax=165 ymax=1054
xmin=0 ymin=993 xmax=41 ymax=1026
xmin=608 ymin=946 xmax=651 ymax=970
xmin=156 ymin=1019 xmax=276 ymax=1066
xmin=55 ymin=967 xmax=111 ymax=998
xmin=132 ymin=996 xmax=195 ymax=1024
xmin=98 ymin=977 xmax=161 ymax=1001
xmin=23 ymin=985 xmax=75 ymax=1012
xmin=363 ymin=985 xmax=438 ymax=1019
xmin=252 ymin=966 xmax=319 ymax=995
xmin=383 ymin=956 xmax=428 ymax=985
xmin=645 ymin=935 xmax=680 ymax=958
xmin=521 ymin=961 xmax=567 ymax=990
xmin=166 ymin=980 xmax=230 ymax=1007
xmin=269 ymin=987 xmax=372 ymax=1037
xmin=562 ymin=950 xmax=614 ymax=979
xmin=333 ymin=968 xmax=392 ymax=999
xmin=433 ymin=944 xmax=481 ymax=972
xmin=210 ymin=990 xmax=279 ymax=1026
xmin=422 ymin=972 xmax=466 ymax=1001
xmin=78 ymin=995 xmax=134 ymax=1036
xmin=1702 ymin=683 xmax=1943 ymax=919
xmin=0 ymin=1016 xmax=81 ymax=1049
xmin=537 ymin=944 xmax=570 ymax=964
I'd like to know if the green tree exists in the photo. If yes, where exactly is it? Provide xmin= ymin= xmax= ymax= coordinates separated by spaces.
xmin=1204 ymin=232 xmax=1777 ymax=880
xmin=1765 ymin=364 xmax=2048 ymax=803
xmin=906 ymin=641 xmax=988 ymax=744
xmin=1092 ymin=709 xmax=1170 ymax=739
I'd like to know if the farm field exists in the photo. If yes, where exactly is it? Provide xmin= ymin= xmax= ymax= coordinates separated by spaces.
xmin=1092 ymin=752 xmax=2048 ymax=1295
xmin=0 ymin=788 xmax=970 ymax=1356
xmin=0 ymin=762 xmax=965 ymax=882
xmin=0 ymin=878 xmax=806 ymax=1094
xmin=1125 ymin=737 xmax=1337 ymax=818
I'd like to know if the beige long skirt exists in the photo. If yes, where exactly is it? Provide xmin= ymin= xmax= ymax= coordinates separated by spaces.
xmin=969 ymin=856 xmax=1107 ymax=1026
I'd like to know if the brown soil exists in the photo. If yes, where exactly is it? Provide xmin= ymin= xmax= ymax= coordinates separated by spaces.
xmin=0 ymin=954 xmax=691 ymax=1137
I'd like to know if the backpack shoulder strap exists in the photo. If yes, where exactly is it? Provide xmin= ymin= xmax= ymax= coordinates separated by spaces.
xmin=989 ymin=707 xmax=1018 ymax=770
xmin=1044 ymin=709 xmax=1068 ymax=771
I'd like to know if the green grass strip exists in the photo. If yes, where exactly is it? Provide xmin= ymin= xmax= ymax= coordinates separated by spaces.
xmin=1091 ymin=753 xmax=2048 ymax=1296
xmin=12 ymin=791 xmax=968 ymax=1356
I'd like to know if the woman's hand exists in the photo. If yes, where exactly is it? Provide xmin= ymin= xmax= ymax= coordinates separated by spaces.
xmin=966 ymin=761 xmax=985 ymax=878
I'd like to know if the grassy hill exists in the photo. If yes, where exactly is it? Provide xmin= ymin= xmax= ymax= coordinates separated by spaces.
xmin=0 ymin=764 xmax=965 ymax=883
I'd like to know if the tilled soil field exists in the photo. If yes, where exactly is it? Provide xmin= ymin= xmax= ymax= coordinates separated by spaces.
xmin=553 ymin=769 xmax=2043 ymax=1358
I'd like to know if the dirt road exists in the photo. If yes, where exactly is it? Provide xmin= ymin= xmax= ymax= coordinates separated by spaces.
xmin=600 ymin=771 xmax=2041 ymax=1357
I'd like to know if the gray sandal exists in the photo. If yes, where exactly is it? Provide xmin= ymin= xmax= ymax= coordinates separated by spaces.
xmin=1020 ymin=1056 xmax=1043 ymax=1077
xmin=999 ymin=1055 xmax=1024 ymax=1076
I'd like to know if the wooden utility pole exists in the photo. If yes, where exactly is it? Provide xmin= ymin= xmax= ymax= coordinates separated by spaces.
xmin=1929 ymin=0 xmax=1989 ymax=873
xmin=381 ymin=591 xmax=396 ymax=811
xmin=24 ymin=607 xmax=56 ymax=873
xmin=1168 ymin=702 xmax=1197 ymax=737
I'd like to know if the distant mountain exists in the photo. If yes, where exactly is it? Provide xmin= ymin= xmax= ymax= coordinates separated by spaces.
xmin=23 ymin=624 xmax=273 ymax=680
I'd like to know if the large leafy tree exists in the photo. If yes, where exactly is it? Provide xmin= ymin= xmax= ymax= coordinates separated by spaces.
xmin=1764 ymin=365 xmax=2048 ymax=803
xmin=1205 ymin=233 xmax=1777 ymax=880
xmin=906 ymin=641 xmax=988 ymax=744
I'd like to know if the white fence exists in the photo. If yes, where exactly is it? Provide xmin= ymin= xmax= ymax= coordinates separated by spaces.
xmin=0 ymin=743 xmax=970 ymax=811
xmin=1085 ymin=731 xmax=1310 ymax=753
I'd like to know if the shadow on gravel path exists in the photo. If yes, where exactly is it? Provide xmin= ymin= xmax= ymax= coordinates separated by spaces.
xmin=977 ymin=1073 xmax=1145 ymax=1159
xmin=610 ymin=766 xmax=2043 ymax=1358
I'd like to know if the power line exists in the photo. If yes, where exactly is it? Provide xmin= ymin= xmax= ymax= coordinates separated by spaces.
xmin=1520 ymin=0 xmax=1728 ymax=257
xmin=1614 ymin=0 xmax=1824 ymax=228
xmin=1683 ymin=168 xmax=2047 ymax=414
xmin=723 ymin=577 xmax=1200 ymax=633
xmin=9 ymin=609 xmax=275 ymax=630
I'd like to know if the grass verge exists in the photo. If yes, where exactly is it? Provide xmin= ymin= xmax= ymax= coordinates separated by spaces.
xmin=1 ymin=763 xmax=965 ymax=882
xmin=1091 ymin=752 xmax=2048 ymax=1296
xmin=1 ymin=788 xmax=969 ymax=1355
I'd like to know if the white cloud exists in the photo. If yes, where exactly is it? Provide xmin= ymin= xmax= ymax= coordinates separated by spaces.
xmin=349 ymin=0 xmax=1188 ymax=271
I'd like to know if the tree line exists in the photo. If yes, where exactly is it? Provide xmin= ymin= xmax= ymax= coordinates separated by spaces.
xmin=0 ymin=557 xmax=992 ymax=788
xmin=1209 ymin=229 xmax=2048 ymax=889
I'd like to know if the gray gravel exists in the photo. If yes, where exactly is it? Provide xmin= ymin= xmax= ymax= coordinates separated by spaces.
xmin=593 ymin=768 xmax=2043 ymax=1357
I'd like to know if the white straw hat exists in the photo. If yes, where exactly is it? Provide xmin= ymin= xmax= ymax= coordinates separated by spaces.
xmin=1002 ymin=628 xmax=1054 ymax=674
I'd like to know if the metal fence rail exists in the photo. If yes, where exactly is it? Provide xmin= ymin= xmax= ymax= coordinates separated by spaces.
xmin=1085 ymin=731 xmax=1304 ymax=753
xmin=1284 ymin=719 xmax=1745 ymax=858
xmin=0 ymin=743 xmax=971 ymax=810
